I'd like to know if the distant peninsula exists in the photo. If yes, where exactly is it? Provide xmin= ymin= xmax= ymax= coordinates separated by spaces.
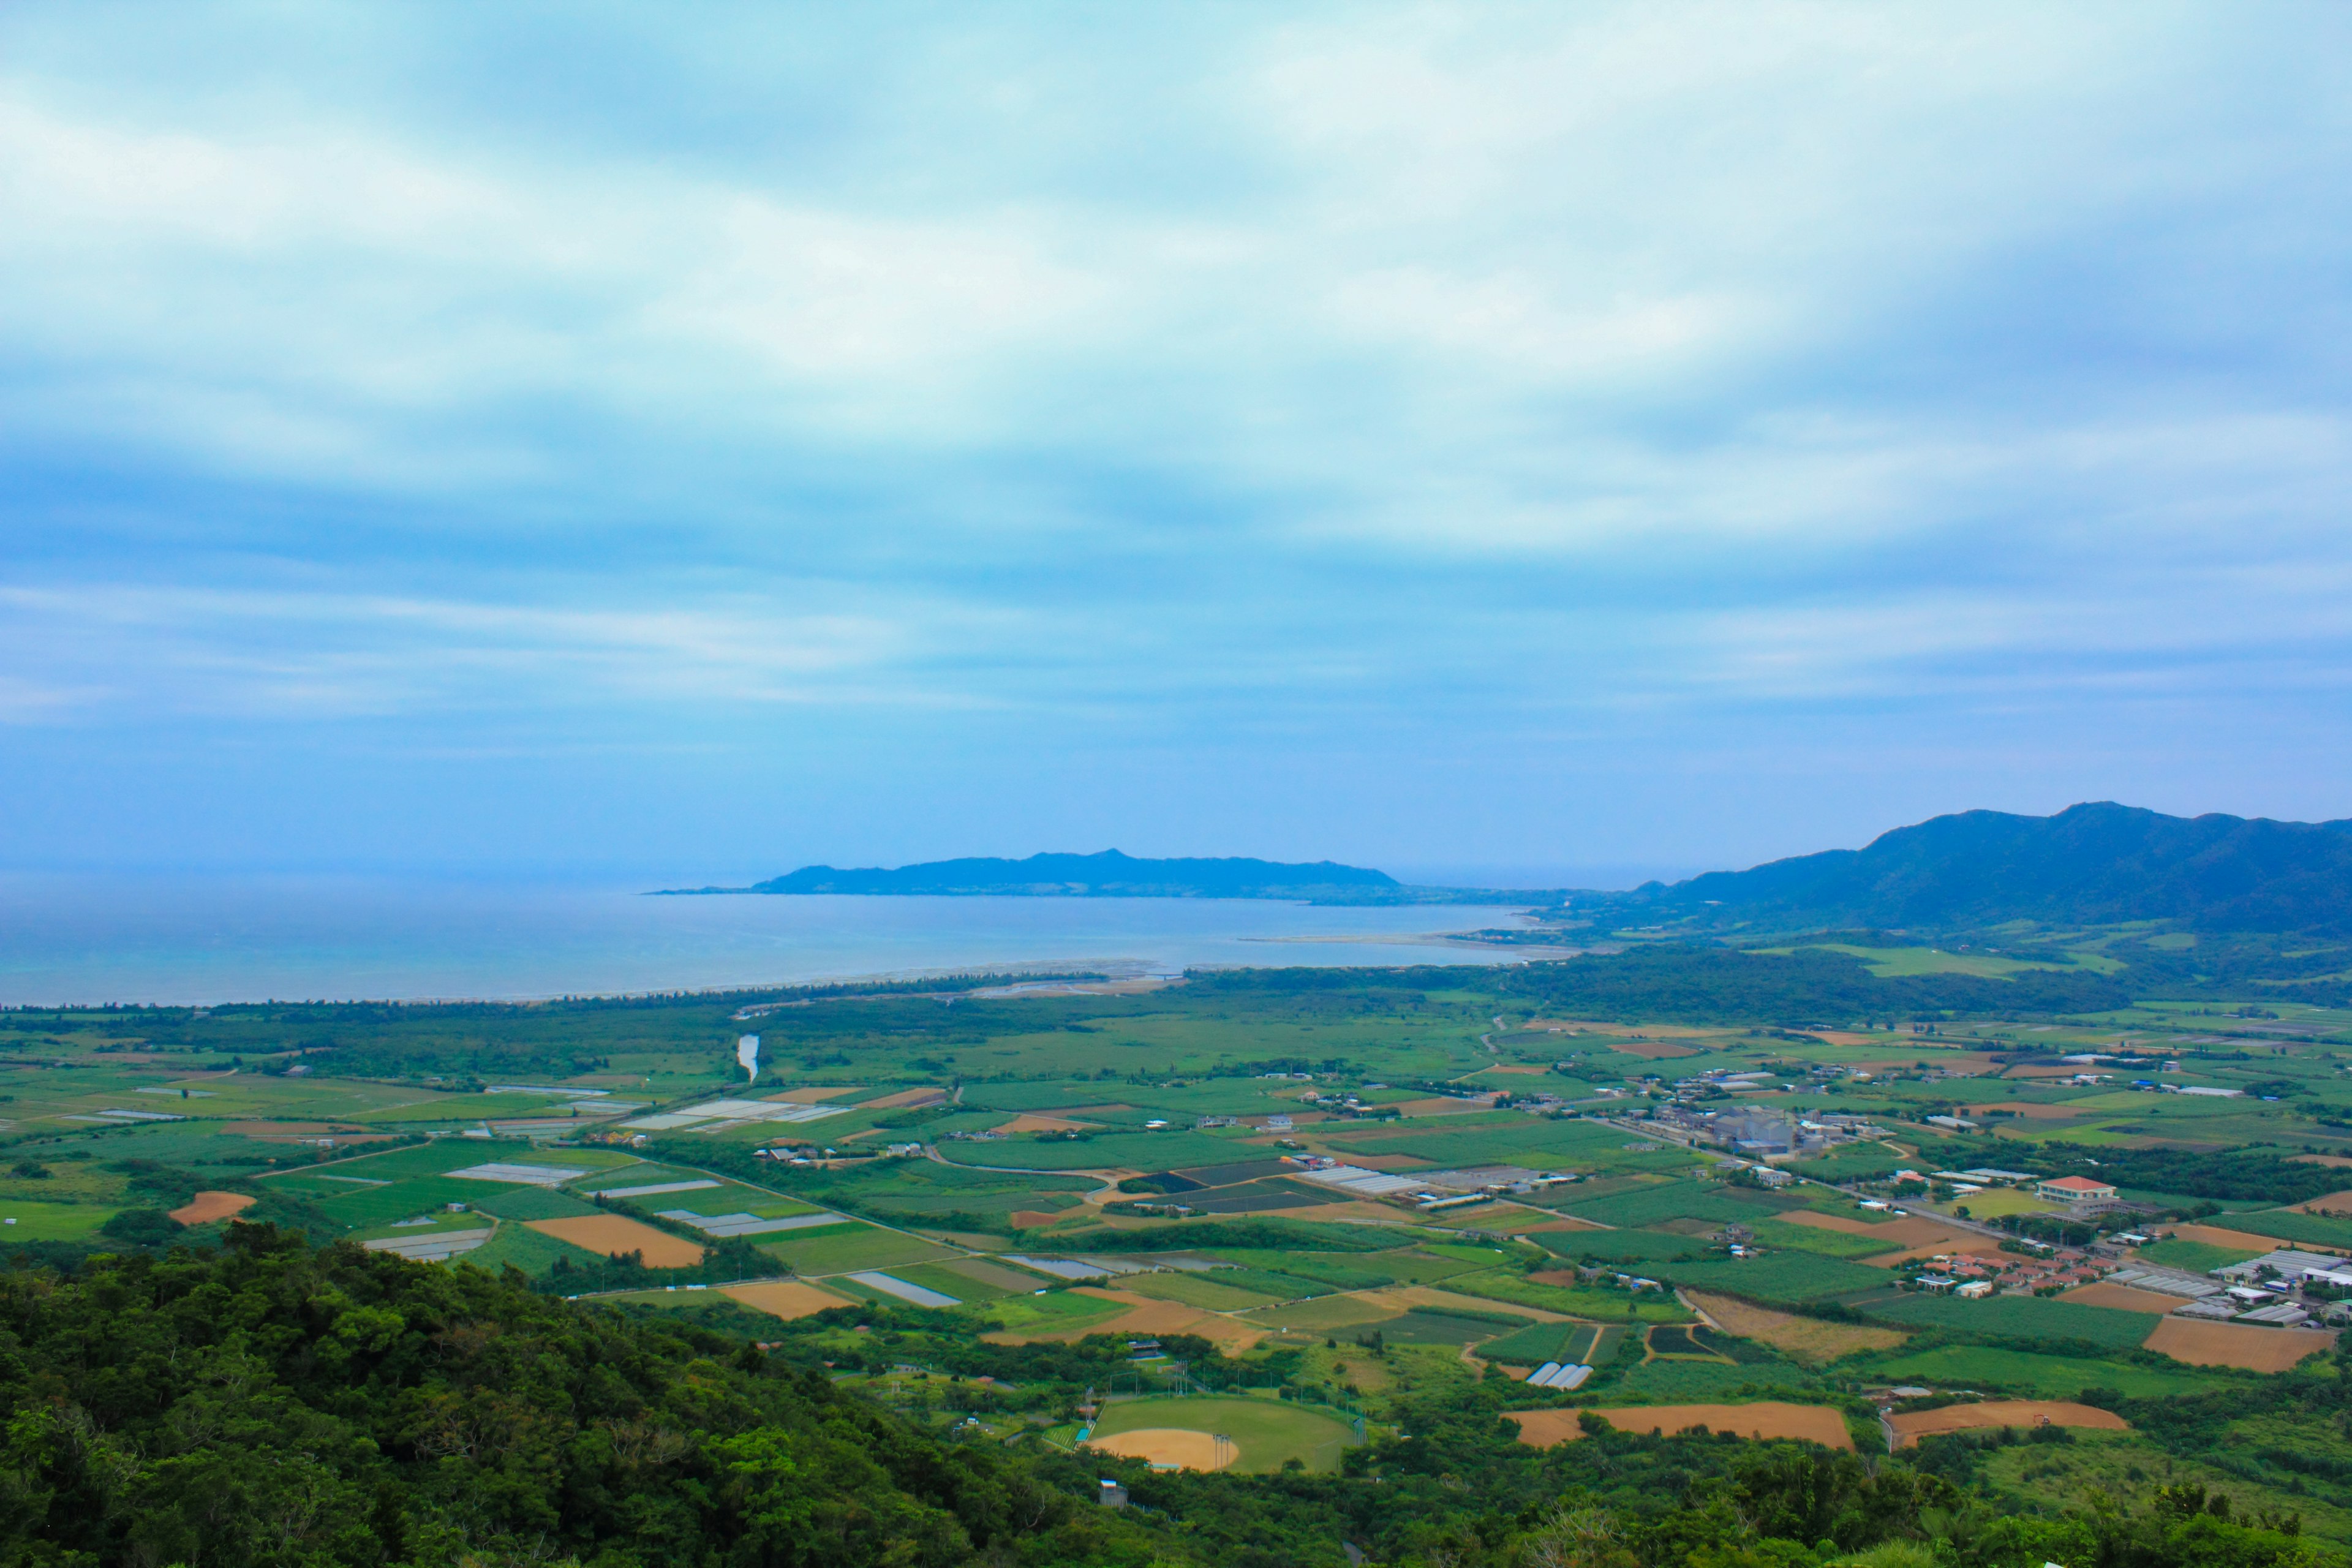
xmin=658 ymin=849 xmax=1461 ymax=902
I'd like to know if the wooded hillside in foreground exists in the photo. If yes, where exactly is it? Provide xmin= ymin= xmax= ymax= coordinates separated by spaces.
xmin=2 ymin=1226 xmax=2340 ymax=1568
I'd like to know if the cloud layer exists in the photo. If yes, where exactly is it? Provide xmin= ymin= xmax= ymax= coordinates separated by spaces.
xmin=3 ymin=2 xmax=2350 ymax=877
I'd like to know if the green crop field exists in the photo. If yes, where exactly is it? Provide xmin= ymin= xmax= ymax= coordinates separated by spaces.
xmin=2239 ymin=1208 xmax=2352 ymax=1250
xmin=1618 ymin=1360 xmax=1819 ymax=1398
xmin=1537 ymin=1227 xmax=1713 ymax=1262
xmin=2136 ymin=1236 xmax=2261 ymax=1272
xmin=1849 ymin=1344 xmax=2228 ymax=1400
xmin=1656 ymin=1252 xmax=1889 ymax=1303
xmin=760 ymin=1224 xmax=957 ymax=1276
xmin=1858 ymin=1294 xmax=2160 ymax=1351
xmin=1476 ymin=1318 xmax=1593 ymax=1365
xmin=1561 ymin=1179 xmax=1796 ymax=1229
xmin=0 ymin=1200 xmax=116 ymax=1242
xmin=1747 ymin=1218 xmax=1902 ymax=1259
xmin=1087 ymin=1395 xmax=1359 ymax=1474
xmin=1379 ymin=1309 xmax=1524 ymax=1346
xmin=983 ymin=1291 xmax=1130 ymax=1335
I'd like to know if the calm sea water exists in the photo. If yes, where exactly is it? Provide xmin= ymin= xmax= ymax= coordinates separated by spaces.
xmin=0 ymin=875 xmax=1551 ymax=1006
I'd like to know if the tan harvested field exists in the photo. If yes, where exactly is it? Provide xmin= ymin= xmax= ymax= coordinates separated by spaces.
xmin=2060 ymin=1282 xmax=2195 ymax=1313
xmin=2168 ymin=1222 xmax=2293 ymax=1251
xmin=1971 ymin=1101 xmax=2083 ymax=1120
xmin=1387 ymin=1285 xmax=1567 ymax=1321
xmin=994 ymin=1114 xmax=1098 ymax=1134
xmin=1888 ymin=1401 xmax=2126 ymax=1446
xmin=169 ymin=1191 xmax=255 ymax=1224
xmin=2291 ymin=1154 xmax=2352 ymax=1168
xmin=771 ymin=1086 xmax=867 ymax=1104
xmin=1507 ymin=1403 xmax=1852 ymax=1449
xmin=1864 ymin=1237 xmax=2011 ymax=1268
xmin=526 ymin=1215 xmax=706 ymax=1268
xmin=2288 ymin=1189 xmax=2352 ymax=1214
xmin=1684 ymin=1291 xmax=1906 ymax=1364
xmin=1607 ymin=1040 xmax=1700 ymax=1059
xmin=1087 ymin=1428 xmax=1232 ymax=1471
xmin=2144 ymin=1317 xmax=2338 ymax=1371
xmin=721 ymin=1280 xmax=855 ymax=1320
xmin=1483 ymin=1065 xmax=1552 ymax=1075
xmin=1008 ymin=1210 xmax=1067 ymax=1229
xmin=862 ymin=1087 xmax=948 ymax=1109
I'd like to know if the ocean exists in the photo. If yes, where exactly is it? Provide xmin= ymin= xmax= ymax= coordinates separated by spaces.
xmin=0 ymin=875 xmax=1556 ymax=1006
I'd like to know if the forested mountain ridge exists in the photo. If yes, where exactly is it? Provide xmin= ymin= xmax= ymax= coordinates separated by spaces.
xmin=704 ymin=850 xmax=1402 ymax=899
xmin=1598 ymin=802 xmax=2352 ymax=935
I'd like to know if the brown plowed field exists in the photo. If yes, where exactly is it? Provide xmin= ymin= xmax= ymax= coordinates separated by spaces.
xmin=1683 ymin=1291 xmax=1905 ymax=1364
xmin=1866 ymin=1237 xmax=2011 ymax=1268
xmin=1888 ymin=1401 xmax=2125 ymax=1446
xmin=995 ymin=1114 xmax=1098 ymax=1133
xmin=2143 ymin=1317 xmax=2338 ymax=1371
xmin=526 ymin=1215 xmax=706 ymax=1268
xmin=862 ymin=1087 xmax=947 ymax=1109
xmin=721 ymin=1280 xmax=855 ymax=1320
xmin=2060 ymin=1282 xmax=2195 ymax=1313
xmin=169 ymin=1191 xmax=255 ymax=1225
xmin=2167 ymin=1222 xmax=2290 ymax=1251
xmin=1009 ymin=1210 xmax=1067 ymax=1228
xmin=2288 ymin=1189 xmax=2352 ymax=1214
xmin=1507 ymin=1403 xmax=1852 ymax=1449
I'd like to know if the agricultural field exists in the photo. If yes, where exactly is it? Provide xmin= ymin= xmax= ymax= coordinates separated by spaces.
xmin=13 ymin=956 xmax=2352 ymax=1548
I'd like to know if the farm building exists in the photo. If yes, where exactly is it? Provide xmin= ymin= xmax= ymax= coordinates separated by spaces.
xmin=2034 ymin=1175 xmax=2117 ymax=1203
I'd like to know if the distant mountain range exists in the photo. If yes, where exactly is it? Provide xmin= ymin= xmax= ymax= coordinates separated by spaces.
xmin=1603 ymin=802 xmax=2352 ymax=935
xmin=673 ymin=850 xmax=1408 ymax=900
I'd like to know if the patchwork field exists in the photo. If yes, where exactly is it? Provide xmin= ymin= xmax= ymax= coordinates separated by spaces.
xmin=720 ymin=1280 xmax=857 ymax=1319
xmin=1888 ymin=1401 xmax=2128 ymax=1446
xmin=2143 ymin=1317 xmax=2338 ymax=1371
xmin=1505 ymin=1403 xmax=1853 ymax=1449
xmin=1683 ymin=1291 xmax=1906 ymax=1365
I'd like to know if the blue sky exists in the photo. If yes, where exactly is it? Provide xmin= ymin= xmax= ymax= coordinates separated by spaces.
xmin=2 ymin=2 xmax=2350 ymax=885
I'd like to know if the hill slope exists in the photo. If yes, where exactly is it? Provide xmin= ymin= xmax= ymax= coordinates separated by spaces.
xmin=739 ymin=849 xmax=1400 ymax=899
xmin=1616 ymin=802 xmax=2352 ymax=934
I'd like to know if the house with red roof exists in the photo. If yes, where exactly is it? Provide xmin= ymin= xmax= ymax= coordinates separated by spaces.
xmin=2035 ymin=1175 xmax=2117 ymax=1203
